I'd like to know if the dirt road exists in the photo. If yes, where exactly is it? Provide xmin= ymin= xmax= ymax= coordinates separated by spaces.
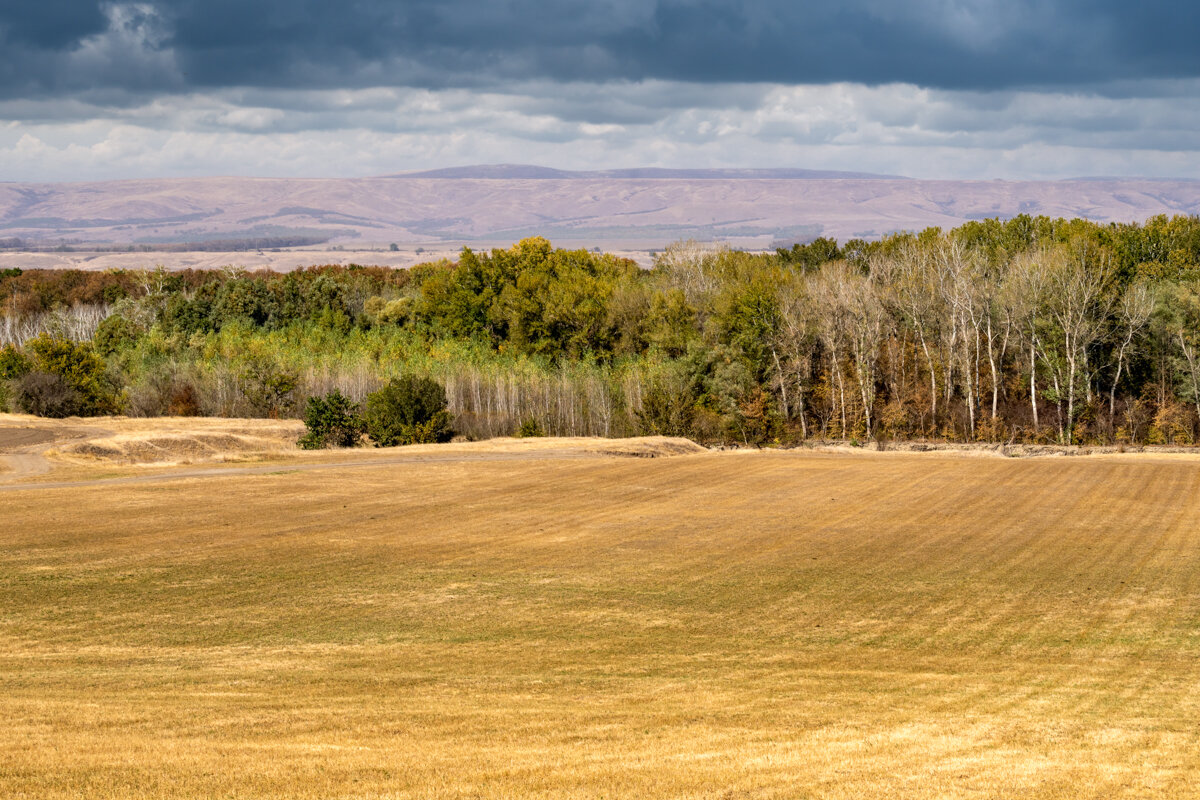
xmin=0 ymin=427 xmax=56 ymax=482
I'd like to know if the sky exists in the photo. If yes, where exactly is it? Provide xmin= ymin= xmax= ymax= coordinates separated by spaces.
xmin=2 ymin=1 xmax=1200 ymax=182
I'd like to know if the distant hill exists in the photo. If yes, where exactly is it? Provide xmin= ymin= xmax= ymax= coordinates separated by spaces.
xmin=3 ymin=166 xmax=1200 ymax=251
xmin=395 ymin=164 xmax=903 ymax=180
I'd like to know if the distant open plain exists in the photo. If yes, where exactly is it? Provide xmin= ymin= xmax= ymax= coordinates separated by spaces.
xmin=3 ymin=416 xmax=1200 ymax=798
xmin=6 ymin=168 xmax=1200 ymax=273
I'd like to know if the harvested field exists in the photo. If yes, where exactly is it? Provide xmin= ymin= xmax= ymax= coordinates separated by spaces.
xmin=2 ymin=425 xmax=1200 ymax=798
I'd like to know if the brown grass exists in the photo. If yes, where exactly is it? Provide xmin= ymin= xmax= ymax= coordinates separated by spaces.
xmin=2 ymin=426 xmax=1200 ymax=798
xmin=49 ymin=429 xmax=300 ymax=466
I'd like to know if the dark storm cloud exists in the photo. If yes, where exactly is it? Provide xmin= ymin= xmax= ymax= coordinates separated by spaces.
xmin=0 ymin=0 xmax=107 ymax=48
xmin=3 ymin=0 xmax=1200 ymax=100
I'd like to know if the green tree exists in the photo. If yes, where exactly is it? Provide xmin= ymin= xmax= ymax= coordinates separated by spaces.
xmin=1157 ymin=279 xmax=1200 ymax=424
xmin=417 ymin=238 xmax=636 ymax=358
xmin=160 ymin=292 xmax=215 ymax=335
xmin=298 ymin=390 xmax=364 ymax=449
xmin=212 ymin=277 xmax=277 ymax=328
xmin=19 ymin=335 xmax=119 ymax=416
xmin=715 ymin=278 xmax=783 ymax=384
xmin=645 ymin=289 xmax=698 ymax=357
xmin=636 ymin=362 xmax=699 ymax=437
xmin=364 ymin=375 xmax=453 ymax=446
xmin=93 ymin=315 xmax=142 ymax=356
xmin=776 ymin=237 xmax=842 ymax=271
xmin=239 ymin=359 xmax=298 ymax=418
xmin=0 ymin=343 xmax=31 ymax=380
xmin=516 ymin=417 xmax=546 ymax=437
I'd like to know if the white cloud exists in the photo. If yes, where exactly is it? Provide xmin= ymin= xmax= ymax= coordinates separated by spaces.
xmin=3 ymin=79 xmax=1200 ymax=181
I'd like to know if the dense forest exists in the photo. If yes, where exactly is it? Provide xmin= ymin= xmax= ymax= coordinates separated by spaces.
xmin=4 ymin=213 xmax=1200 ymax=446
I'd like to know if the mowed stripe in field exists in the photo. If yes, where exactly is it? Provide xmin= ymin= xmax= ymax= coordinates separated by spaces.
xmin=2 ymin=450 xmax=1199 ymax=798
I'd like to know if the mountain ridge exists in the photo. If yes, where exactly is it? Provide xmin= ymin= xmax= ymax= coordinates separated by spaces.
xmin=388 ymin=164 xmax=906 ymax=180
xmin=4 ymin=168 xmax=1200 ymax=250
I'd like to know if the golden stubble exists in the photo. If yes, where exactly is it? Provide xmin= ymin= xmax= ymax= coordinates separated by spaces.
xmin=3 ymin=444 xmax=1200 ymax=798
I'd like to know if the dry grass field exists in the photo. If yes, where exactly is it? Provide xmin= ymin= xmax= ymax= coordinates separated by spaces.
xmin=3 ymin=417 xmax=1200 ymax=798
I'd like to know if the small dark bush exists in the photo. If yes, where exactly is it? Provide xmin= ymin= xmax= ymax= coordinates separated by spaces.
xmin=16 ymin=371 xmax=81 ymax=418
xmin=298 ymin=390 xmax=363 ymax=449
xmin=167 ymin=382 xmax=202 ymax=417
xmin=516 ymin=417 xmax=545 ymax=437
xmin=364 ymin=375 xmax=453 ymax=446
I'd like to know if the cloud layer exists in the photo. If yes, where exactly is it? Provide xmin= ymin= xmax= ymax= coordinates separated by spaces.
xmin=7 ymin=1 xmax=1200 ymax=94
xmin=2 ymin=2 xmax=1199 ymax=181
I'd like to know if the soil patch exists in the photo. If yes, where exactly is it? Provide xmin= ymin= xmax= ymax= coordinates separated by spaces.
xmin=0 ymin=427 xmax=57 ymax=451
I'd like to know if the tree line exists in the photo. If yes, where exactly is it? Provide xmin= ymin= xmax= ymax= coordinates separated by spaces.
xmin=3 ymin=214 xmax=1200 ymax=446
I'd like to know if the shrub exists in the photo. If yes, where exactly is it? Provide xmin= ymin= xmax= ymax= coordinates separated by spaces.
xmin=21 ymin=334 xmax=118 ymax=416
xmin=729 ymin=388 xmax=782 ymax=446
xmin=167 ymin=382 xmax=202 ymax=417
xmin=516 ymin=417 xmax=545 ymax=438
xmin=636 ymin=369 xmax=697 ymax=437
xmin=240 ymin=359 xmax=298 ymax=418
xmin=364 ymin=375 xmax=453 ymax=446
xmin=1148 ymin=401 xmax=1194 ymax=445
xmin=378 ymin=298 xmax=412 ymax=325
xmin=362 ymin=296 xmax=411 ymax=327
xmin=363 ymin=296 xmax=386 ymax=322
xmin=298 ymin=390 xmax=363 ymax=449
xmin=16 ymin=371 xmax=80 ymax=418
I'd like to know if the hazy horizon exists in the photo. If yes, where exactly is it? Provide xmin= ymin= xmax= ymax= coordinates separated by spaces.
xmin=8 ymin=162 xmax=1200 ymax=186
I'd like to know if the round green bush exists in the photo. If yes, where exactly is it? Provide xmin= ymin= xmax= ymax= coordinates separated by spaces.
xmin=364 ymin=375 xmax=453 ymax=447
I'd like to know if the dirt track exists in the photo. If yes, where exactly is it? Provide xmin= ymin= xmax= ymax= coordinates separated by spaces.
xmin=0 ymin=427 xmax=57 ymax=481
xmin=0 ymin=427 xmax=56 ymax=450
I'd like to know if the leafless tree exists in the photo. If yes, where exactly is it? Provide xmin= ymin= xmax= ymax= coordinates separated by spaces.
xmin=811 ymin=262 xmax=888 ymax=435
xmin=888 ymin=240 xmax=947 ymax=432
xmin=653 ymin=239 xmax=732 ymax=309
xmin=1108 ymin=279 xmax=1154 ymax=418
xmin=1040 ymin=243 xmax=1115 ymax=442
